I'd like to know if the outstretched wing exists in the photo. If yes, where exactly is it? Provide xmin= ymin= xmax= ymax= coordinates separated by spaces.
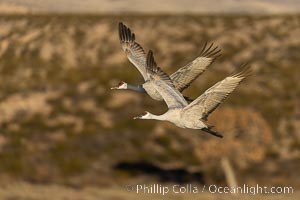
xmin=170 ymin=42 xmax=221 ymax=92
xmin=146 ymin=51 xmax=188 ymax=109
xmin=119 ymin=22 xmax=148 ymax=80
xmin=184 ymin=64 xmax=251 ymax=120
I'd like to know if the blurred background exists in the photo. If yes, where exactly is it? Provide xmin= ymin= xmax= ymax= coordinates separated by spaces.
xmin=0 ymin=0 xmax=299 ymax=199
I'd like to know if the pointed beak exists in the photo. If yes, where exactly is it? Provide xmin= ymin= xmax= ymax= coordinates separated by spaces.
xmin=133 ymin=115 xmax=142 ymax=120
xmin=110 ymin=86 xmax=117 ymax=90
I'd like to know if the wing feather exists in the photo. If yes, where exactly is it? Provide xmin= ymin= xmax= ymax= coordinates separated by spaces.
xmin=119 ymin=22 xmax=148 ymax=80
xmin=170 ymin=42 xmax=221 ymax=92
xmin=146 ymin=51 xmax=188 ymax=109
xmin=184 ymin=64 xmax=251 ymax=120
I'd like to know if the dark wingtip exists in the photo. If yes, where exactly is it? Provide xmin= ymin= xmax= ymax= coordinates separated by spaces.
xmin=146 ymin=51 xmax=150 ymax=69
xmin=148 ymin=50 xmax=153 ymax=57
xmin=147 ymin=50 xmax=153 ymax=61
xmin=118 ymin=22 xmax=135 ymax=42
xmin=118 ymin=22 xmax=123 ymax=40
xmin=200 ymin=42 xmax=222 ymax=59
xmin=231 ymin=63 xmax=252 ymax=78
xmin=146 ymin=50 xmax=159 ymax=76
xmin=146 ymin=50 xmax=154 ymax=69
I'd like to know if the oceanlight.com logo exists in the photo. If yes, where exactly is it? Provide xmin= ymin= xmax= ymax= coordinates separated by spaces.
xmin=207 ymin=184 xmax=294 ymax=195
xmin=125 ymin=184 xmax=294 ymax=195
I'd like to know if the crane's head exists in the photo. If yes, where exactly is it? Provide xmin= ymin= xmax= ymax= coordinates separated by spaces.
xmin=133 ymin=111 xmax=151 ymax=120
xmin=111 ymin=81 xmax=127 ymax=90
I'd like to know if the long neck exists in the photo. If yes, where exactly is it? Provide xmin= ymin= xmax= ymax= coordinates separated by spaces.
xmin=127 ymin=84 xmax=146 ymax=93
xmin=148 ymin=113 xmax=167 ymax=121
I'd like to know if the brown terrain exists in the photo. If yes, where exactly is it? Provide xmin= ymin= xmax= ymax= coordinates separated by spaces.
xmin=0 ymin=14 xmax=299 ymax=199
xmin=2 ymin=0 xmax=300 ymax=14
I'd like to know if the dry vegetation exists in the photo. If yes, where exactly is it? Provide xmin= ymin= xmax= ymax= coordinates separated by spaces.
xmin=0 ymin=14 xmax=299 ymax=199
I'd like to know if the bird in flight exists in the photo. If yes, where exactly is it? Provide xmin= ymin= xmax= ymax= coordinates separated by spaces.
xmin=111 ymin=22 xmax=221 ymax=102
xmin=134 ymin=50 xmax=251 ymax=138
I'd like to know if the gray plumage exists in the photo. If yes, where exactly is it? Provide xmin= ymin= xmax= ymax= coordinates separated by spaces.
xmin=118 ymin=22 xmax=148 ymax=81
xmin=134 ymin=51 xmax=251 ymax=138
xmin=112 ymin=22 xmax=221 ymax=102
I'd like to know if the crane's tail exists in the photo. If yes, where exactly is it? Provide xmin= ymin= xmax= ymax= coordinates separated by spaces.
xmin=202 ymin=127 xmax=223 ymax=138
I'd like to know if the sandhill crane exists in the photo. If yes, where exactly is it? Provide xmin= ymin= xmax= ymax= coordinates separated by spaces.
xmin=134 ymin=51 xmax=251 ymax=138
xmin=111 ymin=22 xmax=221 ymax=102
